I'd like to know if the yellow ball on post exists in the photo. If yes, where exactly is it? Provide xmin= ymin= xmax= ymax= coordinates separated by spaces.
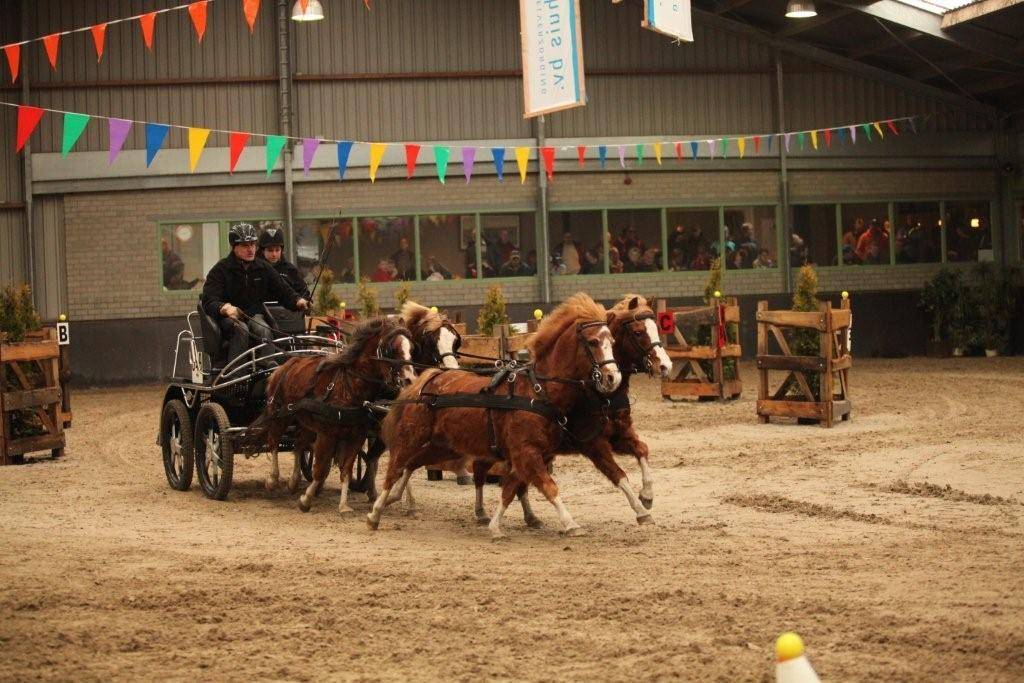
xmin=841 ymin=290 xmax=849 ymax=300
xmin=339 ymin=301 xmax=346 ymax=308
xmin=58 ymin=314 xmax=67 ymax=322
xmin=775 ymin=632 xmax=804 ymax=662
xmin=430 ymin=306 xmax=438 ymax=313
xmin=713 ymin=290 xmax=722 ymax=298
xmin=533 ymin=309 xmax=543 ymax=320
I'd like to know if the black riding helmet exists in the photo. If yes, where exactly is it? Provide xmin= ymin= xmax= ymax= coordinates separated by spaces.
xmin=228 ymin=222 xmax=259 ymax=246
xmin=258 ymin=227 xmax=285 ymax=250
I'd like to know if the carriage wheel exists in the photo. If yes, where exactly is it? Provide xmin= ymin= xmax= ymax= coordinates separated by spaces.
xmin=296 ymin=446 xmax=313 ymax=482
xmin=194 ymin=402 xmax=234 ymax=501
xmin=160 ymin=399 xmax=194 ymax=491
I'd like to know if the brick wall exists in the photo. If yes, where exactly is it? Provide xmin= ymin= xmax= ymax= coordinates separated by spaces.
xmin=789 ymin=169 xmax=996 ymax=201
xmin=549 ymin=171 xmax=779 ymax=206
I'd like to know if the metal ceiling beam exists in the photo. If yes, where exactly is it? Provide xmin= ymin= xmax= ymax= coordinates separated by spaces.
xmin=712 ymin=0 xmax=755 ymax=14
xmin=942 ymin=0 xmax=1024 ymax=28
xmin=826 ymin=0 xmax=1024 ymax=68
xmin=777 ymin=8 xmax=856 ymax=37
xmin=966 ymin=73 xmax=1023 ymax=94
xmin=847 ymin=29 xmax=923 ymax=59
xmin=693 ymin=8 xmax=997 ymax=115
xmin=907 ymin=52 xmax=996 ymax=81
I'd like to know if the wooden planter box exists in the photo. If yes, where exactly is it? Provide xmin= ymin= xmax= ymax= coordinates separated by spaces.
xmin=450 ymin=323 xmax=534 ymax=366
xmin=756 ymin=298 xmax=852 ymax=428
xmin=1 ymin=327 xmax=71 ymax=465
xmin=657 ymin=297 xmax=743 ymax=402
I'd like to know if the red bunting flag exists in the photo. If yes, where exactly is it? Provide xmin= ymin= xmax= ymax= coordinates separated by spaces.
xmin=576 ymin=145 xmax=586 ymax=167
xmin=189 ymin=2 xmax=209 ymax=42
xmin=15 ymin=105 xmax=45 ymax=153
xmin=886 ymin=120 xmax=900 ymax=136
xmin=404 ymin=143 xmax=421 ymax=178
xmin=824 ymin=129 xmax=832 ymax=148
xmin=228 ymin=131 xmax=250 ymax=173
xmin=674 ymin=142 xmax=683 ymax=161
xmin=753 ymin=136 xmax=761 ymax=154
xmin=243 ymin=0 xmax=262 ymax=32
xmin=140 ymin=12 xmax=157 ymax=50
xmin=299 ymin=0 xmax=310 ymax=11
xmin=364 ymin=0 xmax=372 ymax=7
xmin=91 ymin=24 xmax=107 ymax=62
xmin=541 ymin=146 xmax=555 ymax=180
xmin=42 ymin=34 xmax=60 ymax=70
xmin=2 ymin=44 xmax=19 ymax=83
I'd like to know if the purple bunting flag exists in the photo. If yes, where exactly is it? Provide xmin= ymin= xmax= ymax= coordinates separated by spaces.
xmin=108 ymin=118 xmax=131 ymax=165
xmin=462 ymin=146 xmax=476 ymax=183
xmin=301 ymin=138 xmax=319 ymax=176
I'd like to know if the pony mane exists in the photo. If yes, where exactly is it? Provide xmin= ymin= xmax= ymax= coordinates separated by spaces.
xmin=401 ymin=300 xmax=443 ymax=334
xmin=611 ymin=293 xmax=651 ymax=316
xmin=527 ymin=293 xmax=607 ymax=357
xmin=318 ymin=317 xmax=394 ymax=371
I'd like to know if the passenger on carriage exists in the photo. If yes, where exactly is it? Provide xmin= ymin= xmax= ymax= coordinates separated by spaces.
xmin=257 ymin=227 xmax=312 ymax=300
xmin=200 ymin=222 xmax=309 ymax=364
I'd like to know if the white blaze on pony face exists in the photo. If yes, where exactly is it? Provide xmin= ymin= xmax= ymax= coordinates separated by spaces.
xmin=643 ymin=318 xmax=673 ymax=378
xmin=595 ymin=325 xmax=622 ymax=394
xmin=437 ymin=327 xmax=460 ymax=369
xmin=398 ymin=336 xmax=416 ymax=385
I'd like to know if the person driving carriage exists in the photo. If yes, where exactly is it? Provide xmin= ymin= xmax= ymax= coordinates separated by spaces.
xmin=257 ymin=227 xmax=311 ymax=300
xmin=201 ymin=222 xmax=309 ymax=363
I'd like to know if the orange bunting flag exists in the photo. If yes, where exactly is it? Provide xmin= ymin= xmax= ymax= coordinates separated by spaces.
xmin=886 ymin=120 xmax=900 ymax=136
xmin=810 ymin=130 xmax=818 ymax=150
xmin=540 ymin=146 xmax=555 ymax=180
xmin=42 ymin=34 xmax=60 ymax=70
xmin=577 ymin=145 xmax=586 ymax=167
xmin=140 ymin=13 xmax=157 ymax=50
xmin=2 ymin=44 xmax=19 ymax=83
xmin=243 ymin=0 xmax=262 ymax=32
xmin=737 ymin=138 xmax=746 ymax=158
xmin=189 ymin=2 xmax=209 ymax=42
xmin=90 ymin=24 xmax=107 ymax=62
xmin=188 ymin=127 xmax=211 ymax=172
xmin=873 ymin=121 xmax=884 ymax=139
xmin=404 ymin=143 xmax=420 ymax=178
xmin=299 ymin=0 xmax=310 ymax=11
xmin=674 ymin=141 xmax=683 ymax=161
xmin=653 ymin=142 xmax=663 ymax=165
xmin=228 ymin=131 xmax=250 ymax=173
xmin=515 ymin=146 xmax=530 ymax=184
xmin=368 ymin=143 xmax=387 ymax=182
xmin=753 ymin=136 xmax=762 ymax=154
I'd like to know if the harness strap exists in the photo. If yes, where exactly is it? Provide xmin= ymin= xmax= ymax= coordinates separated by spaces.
xmin=283 ymin=398 xmax=373 ymax=426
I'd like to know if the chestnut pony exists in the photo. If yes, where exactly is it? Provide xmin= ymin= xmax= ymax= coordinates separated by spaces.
xmin=370 ymin=293 xmax=622 ymax=539
xmin=260 ymin=318 xmax=415 ymax=514
xmin=472 ymin=294 xmax=673 ymax=527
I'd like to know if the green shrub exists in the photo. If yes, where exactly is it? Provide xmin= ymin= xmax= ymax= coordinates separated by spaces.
xmin=357 ymin=277 xmax=379 ymax=319
xmin=0 ymin=284 xmax=42 ymax=343
xmin=313 ymin=268 xmax=342 ymax=316
xmin=477 ymin=285 xmax=509 ymax=336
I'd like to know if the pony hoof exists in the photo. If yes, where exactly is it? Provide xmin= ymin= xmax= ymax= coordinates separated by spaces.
xmin=365 ymin=515 xmax=380 ymax=530
xmin=286 ymin=481 xmax=299 ymax=494
xmin=490 ymin=532 xmax=508 ymax=542
xmin=637 ymin=514 xmax=655 ymax=525
xmin=476 ymin=516 xmax=491 ymax=526
xmin=456 ymin=475 xmax=473 ymax=486
xmin=264 ymin=477 xmax=279 ymax=492
xmin=525 ymin=517 xmax=544 ymax=529
xmin=640 ymin=496 xmax=654 ymax=510
xmin=297 ymin=497 xmax=311 ymax=513
xmin=338 ymin=505 xmax=355 ymax=516
xmin=404 ymin=510 xmax=420 ymax=519
xmin=562 ymin=526 xmax=586 ymax=537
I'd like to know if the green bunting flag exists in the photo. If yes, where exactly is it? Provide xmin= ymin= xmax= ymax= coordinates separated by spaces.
xmin=61 ymin=112 xmax=90 ymax=157
xmin=265 ymin=134 xmax=287 ymax=176
xmin=434 ymin=145 xmax=451 ymax=184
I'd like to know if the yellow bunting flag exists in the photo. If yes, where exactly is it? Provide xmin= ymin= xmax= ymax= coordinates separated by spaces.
xmin=737 ymin=137 xmax=746 ymax=158
xmin=653 ymin=142 xmax=663 ymax=165
xmin=873 ymin=121 xmax=884 ymax=138
xmin=515 ymin=146 xmax=530 ymax=184
xmin=368 ymin=143 xmax=387 ymax=183
xmin=810 ymin=130 xmax=818 ymax=150
xmin=187 ymin=127 xmax=211 ymax=172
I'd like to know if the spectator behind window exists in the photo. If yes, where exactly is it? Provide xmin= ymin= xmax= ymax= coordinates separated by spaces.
xmin=752 ymin=248 xmax=774 ymax=268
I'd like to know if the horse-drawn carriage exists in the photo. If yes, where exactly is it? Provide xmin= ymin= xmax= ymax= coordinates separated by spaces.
xmin=156 ymin=302 xmax=358 ymax=500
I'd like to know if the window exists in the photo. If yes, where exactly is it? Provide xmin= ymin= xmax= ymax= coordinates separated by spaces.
xmin=160 ymin=222 xmax=219 ymax=291
xmin=841 ymin=203 xmax=891 ymax=265
xmin=358 ymin=215 xmax=415 ymax=282
xmin=296 ymin=218 xmax=356 ymax=284
xmin=666 ymin=208 xmax=717 ymax=271
xmin=789 ymin=205 xmax=837 ymax=267
xmin=608 ymin=209 xmax=662 ymax=273
xmin=724 ymin=206 xmax=777 ymax=269
xmin=946 ymin=201 xmax=992 ymax=263
xmin=549 ymin=211 xmax=604 ymax=275
xmin=419 ymin=214 xmax=474 ymax=280
xmin=481 ymin=212 xmax=538 ymax=278
xmin=894 ymin=202 xmax=941 ymax=264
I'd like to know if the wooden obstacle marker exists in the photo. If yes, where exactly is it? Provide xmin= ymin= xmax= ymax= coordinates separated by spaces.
xmin=656 ymin=297 xmax=742 ymax=401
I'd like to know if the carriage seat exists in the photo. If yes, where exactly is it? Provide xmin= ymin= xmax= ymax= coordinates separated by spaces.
xmin=196 ymin=303 xmax=227 ymax=370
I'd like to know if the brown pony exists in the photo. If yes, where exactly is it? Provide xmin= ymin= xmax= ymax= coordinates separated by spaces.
xmin=472 ymin=294 xmax=673 ymax=527
xmin=369 ymin=293 xmax=622 ymax=539
xmin=260 ymin=317 xmax=415 ymax=514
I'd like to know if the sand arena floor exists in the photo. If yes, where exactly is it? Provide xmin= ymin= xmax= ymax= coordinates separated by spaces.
xmin=1 ymin=358 xmax=1023 ymax=682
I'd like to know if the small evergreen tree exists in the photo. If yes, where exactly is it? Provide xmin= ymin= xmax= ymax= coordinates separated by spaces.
xmin=0 ymin=284 xmax=42 ymax=343
xmin=788 ymin=264 xmax=821 ymax=399
xmin=394 ymin=282 xmax=412 ymax=311
xmin=313 ymin=268 xmax=342 ymax=316
xmin=477 ymin=285 xmax=510 ymax=336
xmin=358 ymin=277 xmax=380 ymax=319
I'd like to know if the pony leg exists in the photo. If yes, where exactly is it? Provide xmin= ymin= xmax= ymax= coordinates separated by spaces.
xmin=402 ymin=476 xmax=418 ymax=518
xmin=287 ymin=431 xmax=310 ymax=494
xmin=518 ymin=455 xmax=583 ymax=536
xmin=298 ymin=436 xmax=332 ymax=512
xmin=367 ymin=462 xmax=409 ymax=530
xmin=616 ymin=427 xmax=654 ymax=509
xmin=488 ymin=476 xmax=521 ymax=540
xmin=472 ymin=459 xmax=494 ymax=525
xmin=265 ymin=448 xmax=280 ymax=491
xmin=455 ymin=456 xmax=473 ymax=486
xmin=586 ymin=441 xmax=653 ymax=525
xmin=516 ymin=484 xmax=543 ymax=528
xmin=337 ymin=443 xmax=358 ymax=515
xmin=363 ymin=436 xmax=386 ymax=503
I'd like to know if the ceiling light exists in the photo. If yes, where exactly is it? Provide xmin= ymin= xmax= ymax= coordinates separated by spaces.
xmin=291 ymin=0 xmax=324 ymax=22
xmin=785 ymin=1 xmax=818 ymax=18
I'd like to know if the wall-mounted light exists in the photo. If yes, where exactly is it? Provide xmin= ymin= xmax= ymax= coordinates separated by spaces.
xmin=785 ymin=1 xmax=818 ymax=18
xmin=970 ymin=218 xmax=981 ymax=229
xmin=292 ymin=0 xmax=324 ymax=22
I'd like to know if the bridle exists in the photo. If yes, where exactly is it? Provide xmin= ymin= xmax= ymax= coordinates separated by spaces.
xmin=620 ymin=311 xmax=663 ymax=375
xmin=574 ymin=320 xmax=620 ymax=389
xmin=374 ymin=326 xmax=415 ymax=392
xmin=416 ymin=320 xmax=461 ymax=367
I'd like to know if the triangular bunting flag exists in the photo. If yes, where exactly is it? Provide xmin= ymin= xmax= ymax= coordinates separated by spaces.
xmin=674 ymin=142 xmax=683 ymax=161
xmin=229 ymin=131 xmax=250 ymax=173
xmin=491 ymin=147 xmax=505 ymax=181
xmin=462 ymin=146 xmax=475 ymax=183
xmin=862 ymin=123 xmax=872 ymax=141
xmin=598 ymin=145 xmax=607 ymax=169
xmin=300 ymin=0 xmax=310 ymax=11
xmin=145 ymin=123 xmax=170 ymax=166
xmin=189 ymin=2 xmax=209 ymax=42
xmin=369 ymin=142 xmax=387 ymax=182
xmin=15 ymin=105 xmax=45 ymax=153
xmin=753 ymin=136 xmax=761 ymax=155
xmin=515 ymin=146 xmax=530 ymax=183
xmin=577 ymin=145 xmax=586 ymax=167
xmin=541 ymin=146 xmax=555 ymax=180
xmin=873 ymin=121 xmax=884 ymax=139
xmin=91 ymin=24 xmax=107 ymax=62
xmin=784 ymin=134 xmax=791 ymax=153
xmin=653 ymin=142 xmax=662 ymax=165
xmin=187 ymin=127 xmax=211 ymax=172
xmin=140 ymin=13 xmax=157 ymax=50
xmin=243 ymin=0 xmax=262 ymax=33
xmin=405 ymin=144 xmax=420 ymax=178
xmin=3 ymin=44 xmax=19 ymax=83
xmin=617 ymin=145 xmax=626 ymax=168
xmin=61 ymin=113 xmax=91 ymax=158
xmin=824 ymin=129 xmax=832 ymax=148
xmin=635 ymin=144 xmax=644 ymax=166
xmin=42 ymin=34 xmax=60 ymax=71
xmin=909 ymin=118 xmax=917 ymax=134
xmin=302 ymin=137 xmax=320 ymax=176
xmin=707 ymin=139 xmax=715 ymax=160
xmin=336 ymin=141 xmax=353 ymax=179
xmin=434 ymin=145 xmax=450 ymax=184
xmin=719 ymin=138 xmax=728 ymax=159
xmin=689 ymin=141 xmax=699 ymax=160
xmin=886 ymin=120 xmax=900 ymax=136
xmin=797 ymin=132 xmax=806 ymax=150
xmin=837 ymin=127 xmax=848 ymax=144
xmin=108 ymin=118 xmax=131 ymax=165
xmin=810 ymin=130 xmax=818 ymax=150
xmin=265 ymin=134 xmax=287 ymax=176
xmin=737 ymin=138 xmax=746 ymax=159
xmin=767 ymin=135 xmax=773 ymax=153
xmin=849 ymin=126 xmax=857 ymax=144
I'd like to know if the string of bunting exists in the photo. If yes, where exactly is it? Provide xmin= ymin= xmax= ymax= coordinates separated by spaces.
xmin=3 ymin=101 xmax=919 ymax=185
xmin=0 ymin=0 xmax=372 ymax=82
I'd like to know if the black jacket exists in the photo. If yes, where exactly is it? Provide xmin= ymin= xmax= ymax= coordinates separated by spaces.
xmin=267 ymin=257 xmax=311 ymax=300
xmin=201 ymin=252 xmax=301 ymax=320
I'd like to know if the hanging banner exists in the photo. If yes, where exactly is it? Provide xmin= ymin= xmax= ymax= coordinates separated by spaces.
xmin=519 ymin=0 xmax=586 ymax=118
xmin=642 ymin=0 xmax=693 ymax=43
